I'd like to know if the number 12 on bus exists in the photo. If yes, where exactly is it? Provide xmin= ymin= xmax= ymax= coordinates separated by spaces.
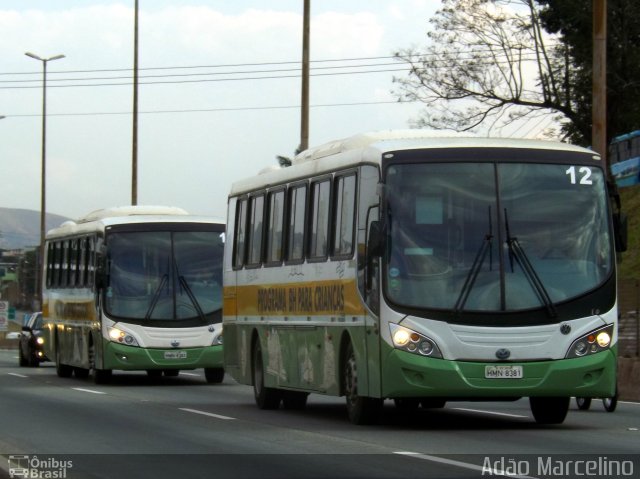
xmin=223 ymin=131 xmax=627 ymax=425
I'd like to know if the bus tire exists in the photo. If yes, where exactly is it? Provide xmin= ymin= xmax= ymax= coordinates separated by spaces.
xmin=530 ymin=397 xmax=569 ymax=424
xmin=282 ymin=391 xmax=309 ymax=410
xmin=343 ymin=343 xmax=382 ymax=425
xmin=89 ymin=340 xmax=111 ymax=384
xmin=55 ymin=336 xmax=73 ymax=378
xmin=252 ymin=338 xmax=281 ymax=409
xmin=575 ymin=397 xmax=592 ymax=410
xmin=603 ymin=388 xmax=618 ymax=412
xmin=204 ymin=367 xmax=224 ymax=384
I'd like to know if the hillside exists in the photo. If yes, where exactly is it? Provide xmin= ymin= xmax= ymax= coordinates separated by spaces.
xmin=619 ymin=185 xmax=640 ymax=279
xmin=0 ymin=207 xmax=70 ymax=250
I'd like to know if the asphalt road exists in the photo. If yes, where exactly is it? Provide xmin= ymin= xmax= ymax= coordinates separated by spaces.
xmin=0 ymin=349 xmax=638 ymax=479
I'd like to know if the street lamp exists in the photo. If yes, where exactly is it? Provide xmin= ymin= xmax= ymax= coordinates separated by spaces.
xmin=25 ymin=51 xmax=65 ymax=310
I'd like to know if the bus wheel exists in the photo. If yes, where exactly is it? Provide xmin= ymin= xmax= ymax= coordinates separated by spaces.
xmin=252 ymin=339 xmax=281 ymax=409
xmin=575 ymin=397 xmax=592 ymax=410
xmin=603 ymin=389 xmax=618 ymax=412
xmin=343 ymin=343 xmax=382 ymax=425
xmin=529 ymin=397 xmax=569 ymax=424
xmin=89 ymin=342 xmax=111 ymax=384
xmin=204 ymin=367 xmax=224 ymax=384
xmin=282 ymin=391 xmax=309 ymax=410
xmin=55 ymin=337 xmax=73 ymax=378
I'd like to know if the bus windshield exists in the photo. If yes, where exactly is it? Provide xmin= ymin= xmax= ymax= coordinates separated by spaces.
xmin=105 ymin=230 xmax=224 ymax=324
xmin=384 ymin=161 xmax=613 ymax=313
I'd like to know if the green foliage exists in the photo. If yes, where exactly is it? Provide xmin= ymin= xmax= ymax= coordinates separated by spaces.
xmin=538 ymin=0 xmax=640 ymax=143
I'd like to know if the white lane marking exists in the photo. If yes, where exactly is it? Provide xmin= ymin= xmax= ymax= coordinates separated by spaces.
xmin=179 ymin=408 xmax=235 ymax=420
xmin=394 ymin=452 xmax=539 ymax=479
xmin=8 ymin=373 xmax=28 ymax=378
xmin=452 ymin=407 xmax=529 ymax=418
xmin=179 ymin=372 xmax=200 ymax=377
xmin=72 ymin=388 xmax=106 ymax=395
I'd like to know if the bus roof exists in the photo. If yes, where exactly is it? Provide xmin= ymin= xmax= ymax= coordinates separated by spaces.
xmin=230 ymin=130 xmax=598 ymax=196
xmin=46 ymin=205 xmax=224 ymax=239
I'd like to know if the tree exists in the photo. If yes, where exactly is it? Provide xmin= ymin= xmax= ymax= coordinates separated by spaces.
xmin=538 ymin=0 xmax=640 ymax=143
xmin=393 ymin=0 xmax=640 ymax=144
xmin=394 ymin=0 xmax=572 ymax=139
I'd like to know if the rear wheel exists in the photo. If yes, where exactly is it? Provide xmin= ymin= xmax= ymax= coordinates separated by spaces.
xmin=252 ymin=338 xmax=281 ymax=409
xmin=343 ymin=343 xmax=382 ymax=425
xmin=18 ymin=346 xmax=27 ymax=367
xmin=576 ymin=397 xmax=592 ymax=410
xmin=530 ymin=397 xmax=569 ymax=424
xmin=204 ymin=367 xmax=224 ymax=384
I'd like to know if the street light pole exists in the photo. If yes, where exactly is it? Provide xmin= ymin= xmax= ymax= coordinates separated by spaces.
xmin=25 ymin=51 xmax=65 ymax=310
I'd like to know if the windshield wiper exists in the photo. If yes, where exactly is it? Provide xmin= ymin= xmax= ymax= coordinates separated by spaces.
xmin=145 ymin=273 xmax=168 ymax=320
xmin=504 ymin=209 xmax=557 ymax=318
xmin=454 ymin=206 xmax=493 ymax=314
xmin=178 ymin=275 xmax=207 ymax=322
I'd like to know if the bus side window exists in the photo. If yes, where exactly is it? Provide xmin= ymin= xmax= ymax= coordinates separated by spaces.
xmin=265 ymin=189 xmax=285 ymax=265
xmin=233 ymin=197 xmax=248 ymax=269
xmin=247 ymin=193 xmax=265 ymax=267
xmin=286 ymin=183 xmax=307 ymax=263
xmin=308 ymin=178 xmax=331 ymax=261
xmin=332 ymin=172 xmax=357 ymax=258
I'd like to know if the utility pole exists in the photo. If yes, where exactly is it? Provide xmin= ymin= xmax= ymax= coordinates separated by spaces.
xmin=592 ymin=0 xmax=607 ymax=171
xmin=132 ymin=0 xmax=139 ymax=205
xmin=298 ymin=0 xmax=310 ymax=153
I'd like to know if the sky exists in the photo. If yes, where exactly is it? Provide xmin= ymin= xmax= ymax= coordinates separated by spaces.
xmin=2 ymin=1 xmax=450 ymax=221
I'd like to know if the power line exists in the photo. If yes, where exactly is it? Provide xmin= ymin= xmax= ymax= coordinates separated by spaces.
xmin=0 ymin=67 xmax=412 ymax=90
xmin=7 ymin=100 xmax=416 ymax=118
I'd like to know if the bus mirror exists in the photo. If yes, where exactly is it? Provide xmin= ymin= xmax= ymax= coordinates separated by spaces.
xmin=614 ymin=212 xmax=628 ymax=252
xmin=368 ymin=220 xmax=385 ymax=257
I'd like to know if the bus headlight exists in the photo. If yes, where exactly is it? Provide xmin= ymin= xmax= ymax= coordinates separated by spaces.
xmin=108 ymin=327 xmax=140 ymax=347
xmin=36 ymin=337 xmax=45 ymax=346
xmin=566 ymin=325 xmax=614 ymax=358
xmin=390 ymin=323 xmax=442 ymax=358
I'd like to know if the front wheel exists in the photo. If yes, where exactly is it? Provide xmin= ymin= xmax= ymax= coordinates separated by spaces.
xmin=343 ymin=343 xmax=382 ymax=425
xmin=530 ymin=397 xmax=569 ymax=424
xmin=576 ymin=397 xmax=592 ymax=410
xmin=252 ymin=338 xmax=281 ymax=409
xmin=603 ymin=389 xmax=618 ymax=412
xmin=204 ymin=367 xmax=224 ymax=384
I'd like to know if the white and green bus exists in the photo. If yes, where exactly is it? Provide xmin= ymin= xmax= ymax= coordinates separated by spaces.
xmin=223 ymin=130 xmax=626 ymax=424
xmin=43 ymin=206 xmax=225 ymax=384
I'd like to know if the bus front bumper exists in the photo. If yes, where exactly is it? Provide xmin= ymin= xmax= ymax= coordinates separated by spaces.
xmin=381 ymin=347 xmax=617 ymax=399
xmin=103 ymin=341 xmax=224 ymax=371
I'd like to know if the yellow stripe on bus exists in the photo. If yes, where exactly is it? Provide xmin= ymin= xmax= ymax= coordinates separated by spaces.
xmin=224 ymin=279 xmax=366 ymax=317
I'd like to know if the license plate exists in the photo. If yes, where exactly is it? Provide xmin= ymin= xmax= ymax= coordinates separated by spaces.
xmin=164 ymin=351 xmax=187 ymax=360
xmin=485 ymin=365 xmax=523 ymax=379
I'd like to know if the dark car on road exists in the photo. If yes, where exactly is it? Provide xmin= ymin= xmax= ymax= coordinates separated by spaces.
xmin=19 ymin=312 xmax=49 ymax=367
